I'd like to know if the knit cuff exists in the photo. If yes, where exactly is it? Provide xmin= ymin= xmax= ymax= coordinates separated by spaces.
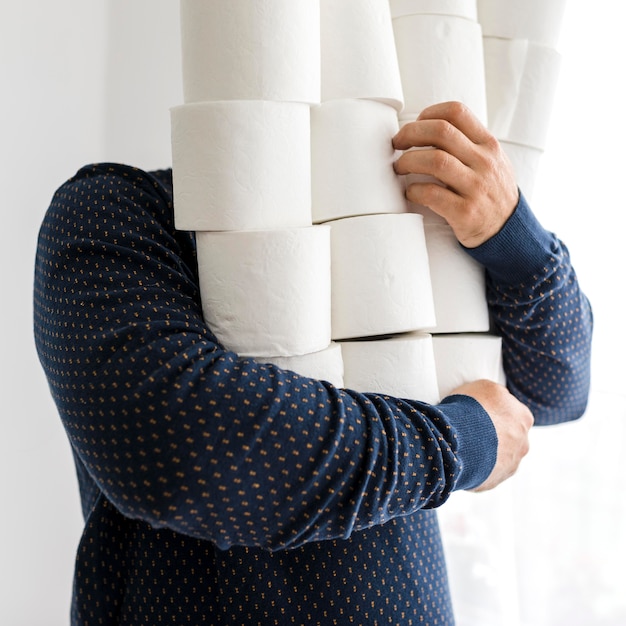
xmin=463 ymin=191 xmax=559 ymax=285
xmin=437 ymin=394 xmax=498 ymax=491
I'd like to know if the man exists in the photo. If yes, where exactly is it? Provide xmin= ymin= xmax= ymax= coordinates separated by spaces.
xmin=34 ymin=102 xmax=592 ymax=624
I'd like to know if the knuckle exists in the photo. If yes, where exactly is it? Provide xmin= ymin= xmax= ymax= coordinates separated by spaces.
xmin=435 ymin=118 xmax=456 ymax=141
xmin=443 ymin=100 xmax=468 ymax=122
xmin=419 ymin=181 xmax=446 ymax=206
xmin=430 ymin=149 xmax=451 ymax=172
xmin=479 ymin=378 xmax=498 ymax=392
xmin=482 ymin=133 xmax=500 ymax=153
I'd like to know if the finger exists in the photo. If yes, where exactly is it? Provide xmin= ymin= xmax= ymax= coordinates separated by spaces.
xmin=405 ymin=180 xmax=464 ymax=219
xmin=393 ymin=119 xmax=477 ymax=168
xmin=416 ymin=101 xmax=493 ymax=145
xmin=394 ymin=147 xmax=475 ymax=196
xmin=393 ymin=119 xmax=485 ymax=177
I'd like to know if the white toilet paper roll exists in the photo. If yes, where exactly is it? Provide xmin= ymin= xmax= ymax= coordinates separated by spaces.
xmin=330 ymin=213 xmax=436 ymax=340
xmin=501 ymin=140 xmax=543 ymax=201
xmin=393 ymin=14 xmax=487 ymax=123
xmin=390 ymin=0 xmax=477 ymax=21
xmin=483 ymin=37 xmax=561 ymax=150
xmin=311 ymin=99 xmax=407 ymax=223
xmin=171 ymin=101 xmax=312 ymax=231
xmin=424 ymin=223 xmax=490 ymax=333
xmin=432 ymin=333 xmax=505 ymax=399
xmin=180 ymin=0 xmax=320 ymax=104
xmin=341 ymin=332 xmax=440 ymax=404
xmin=321 ymin=0 xmax=404 ymax=110
xmin=196 ymin=226 xmax=331 ymax=357
xmin=477 ymin=0 xmax=567 ymax=47
xmin=254 ymin=343 xmax=344 ymax=388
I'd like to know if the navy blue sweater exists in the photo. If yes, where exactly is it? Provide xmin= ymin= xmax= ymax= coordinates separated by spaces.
xmin=33 ymin=163 xmax=592 ymax=625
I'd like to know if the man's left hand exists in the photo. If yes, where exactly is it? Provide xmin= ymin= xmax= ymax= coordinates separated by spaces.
xmin=392 ymin=101 xmax=519 ymax=248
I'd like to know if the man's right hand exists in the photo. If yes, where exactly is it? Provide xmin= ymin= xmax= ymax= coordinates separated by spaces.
xmin=450 ymin=379 xmax=534 ymax=492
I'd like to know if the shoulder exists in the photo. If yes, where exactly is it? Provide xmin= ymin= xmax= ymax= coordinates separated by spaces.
xmin=39 ymin=162 xmax=180 ymax=252
xmin=51 ymin=162 xmax=173 ymax=223
xmin=64 ymin=162 xmax=172 ymax=190
xmin=37 ymin=162 xmax=196 ymax=285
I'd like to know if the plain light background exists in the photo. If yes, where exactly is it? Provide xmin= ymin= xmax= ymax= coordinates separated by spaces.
xmin=1 ymin=1 xmax=624 ymax=625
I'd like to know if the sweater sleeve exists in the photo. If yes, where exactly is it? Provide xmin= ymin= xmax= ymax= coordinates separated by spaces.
xmin=464 ymin=192 xmax=593 ymax=425
xmin=33 ymin=164 xmax=496 ymax=551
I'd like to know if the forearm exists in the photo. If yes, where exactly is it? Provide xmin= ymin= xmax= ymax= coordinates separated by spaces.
xmin=466 ymin=193 xmax=593 ymax=424
xmin=49 ymin=311 xmax=495 ymax=549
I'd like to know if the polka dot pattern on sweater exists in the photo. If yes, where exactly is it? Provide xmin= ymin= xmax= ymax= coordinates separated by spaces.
xmin=33 ymin=163 xmax=592 ymax=625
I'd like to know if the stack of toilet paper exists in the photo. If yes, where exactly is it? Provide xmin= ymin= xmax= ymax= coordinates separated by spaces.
xmin=170 ymin=0 xmax=564 ymax=403
xmin=312 ymin=0 xmax=442 ymax=403
xmin=171 ymin=0 xmax=343 ymax=387
xmin=169 ymin=9 xmax=563 ymax=620
xmin=478 ymin=0 xmax=566 ymax=200
xmin=389 ymin=0 xmax=505 ymax=399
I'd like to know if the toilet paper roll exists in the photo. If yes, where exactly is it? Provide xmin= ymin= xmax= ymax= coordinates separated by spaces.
xmin=254 ymin=343 xmax=344 ymax=388
xmin=171 ymin=101 xmax=312 ymax=231
xmin=424 ymin=223 xmax=490 ymax=333
xmin=483 ymin=37 xmax=561 ymax=150
xmin=330 ymin=213 xmax=436 ymax=340
xmin=196 ymin=226 xmax=331 ymax=357
xmin=180 ymin=0 xmax=320 ymax=104
xmin=477 ymin=0 xmax=567 ymax=47
xmin=432 ymin=333 xmax=505 ymax=399
xmin=390 ymin=0 xmax=477 ymax=21
xmin=311 ymin=99 xmax=407 ymax=223
xmin=501 ymin=140 xmax=544 ymax=201
xmin=341 ymin=332 xmax=440 ymax=404
xmin=393 ymin=15 xmax=487 ymax=123
xmin=321 ymin=0 xmax=404 ymax=110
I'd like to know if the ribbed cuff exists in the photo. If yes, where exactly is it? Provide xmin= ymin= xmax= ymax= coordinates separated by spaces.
xmin=437 ymin=394 xmax=498 ymax=491
xmin=463 ymin=191 xmax=559 ymax=285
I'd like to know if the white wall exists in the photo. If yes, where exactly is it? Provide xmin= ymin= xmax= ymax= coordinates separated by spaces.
xmin=1 ymin=2 xmax=180 ymax=624
xmin=1 ymin=1 xmax=624 ymax=625
xmin=103 ymin=0 xmax=181 ymax=170
xmin=1 ymin=4 xmax=106 ymax=625
xmin=532 ymin=2 xmax=626 ymax=397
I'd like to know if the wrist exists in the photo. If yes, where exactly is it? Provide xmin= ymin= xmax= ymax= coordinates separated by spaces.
xmin=436 ymin=394 xmax=498 ymax=491
xmin=462 ymin=191 xmax=557 ymax=284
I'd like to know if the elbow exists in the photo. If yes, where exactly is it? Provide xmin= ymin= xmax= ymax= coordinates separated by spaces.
xmin=561 ymin=315 xmax=594 ymax=422
xmin=508 ymin=307 xmax=593 ymax=426
xmin=518 ymin=356 xmax=592 ymax=426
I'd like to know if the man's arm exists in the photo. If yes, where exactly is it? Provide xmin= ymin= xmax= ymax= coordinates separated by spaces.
xmin=34 ymin=163 xmax=504 ymax=552
xmin=394 ymin=101 xmax=593 ymax=425
xmin=466 ymin=193 xmax=593 ymax=424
